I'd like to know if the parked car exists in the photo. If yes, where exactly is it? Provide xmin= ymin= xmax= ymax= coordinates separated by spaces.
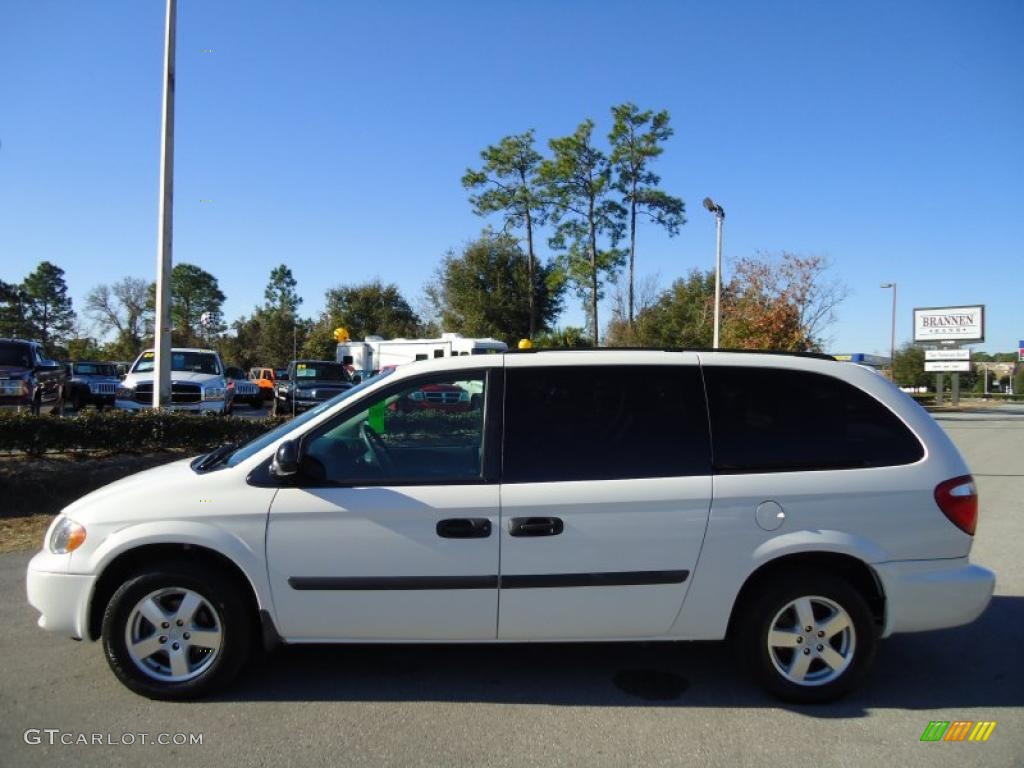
xmin=115 ymin=348 xmax=229 ymax=414
xmin=225 ymin=366 xmax=263 ymax=409
xmin=26 ymin=350 xmax=993 ymax=702
xmin=0 ymin=338 xmax=65 ymax=414
xmin=248 ymin=367 xmax=277 ymax=401
xmin=64 ymin=361 xmax=120 ymax=412
xmin=271 ymin=360 xmax=353 ymax=416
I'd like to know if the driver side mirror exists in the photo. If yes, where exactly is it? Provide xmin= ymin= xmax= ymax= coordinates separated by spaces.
xmin=271 ymin=439 xmax=299 ymax=477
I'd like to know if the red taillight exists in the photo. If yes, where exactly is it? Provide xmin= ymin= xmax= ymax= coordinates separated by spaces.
xmin=934 ymin=475 xmax=978 ymax=535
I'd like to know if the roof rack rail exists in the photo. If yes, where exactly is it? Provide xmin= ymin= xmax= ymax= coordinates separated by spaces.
xmin=510 ymin=347 xmax=836 ymax=361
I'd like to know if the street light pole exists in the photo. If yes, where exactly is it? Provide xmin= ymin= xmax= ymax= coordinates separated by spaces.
xmin=703 ymin=198 xmax=725 ymax=349
xmin=152 ymin=0 xmax=177 ymax=408
xmin=880 ymin=283 xmax=897 ymax=380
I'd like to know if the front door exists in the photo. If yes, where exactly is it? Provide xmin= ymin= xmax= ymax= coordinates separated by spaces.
xmin=266 ymin=365 xmax=501 ymax=640
xmin=497 ymin=356 xmax=713 ymax=640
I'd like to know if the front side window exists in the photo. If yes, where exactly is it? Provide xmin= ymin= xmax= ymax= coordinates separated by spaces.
xmin=503 ymin=365 xmax=711 ymax=483
xmin=302 ymin=373 xmax=487 ymax=485
xmin=703 ymin=367 xmax=924 ymax=473
xmin=0 ymin=343 xmax=32 ymax=368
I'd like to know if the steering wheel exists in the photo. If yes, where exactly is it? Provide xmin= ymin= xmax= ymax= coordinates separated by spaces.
xmin=359 ymin=420 xmax=395 ymax=475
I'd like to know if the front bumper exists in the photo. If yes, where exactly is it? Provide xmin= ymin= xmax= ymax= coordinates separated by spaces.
xmin=115 ymin=399 xmax=226 ymax=414
xmin=26 ymin=552 xmax=95 ymax=639
xmin=875 ymin=558 xmax=995 ymax=637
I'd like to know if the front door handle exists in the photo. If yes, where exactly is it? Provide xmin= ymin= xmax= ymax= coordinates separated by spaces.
xmin=508 ymin=517 xmax=564 ymax=537
xmin=436 ymin=518 xmax=492 ymax=539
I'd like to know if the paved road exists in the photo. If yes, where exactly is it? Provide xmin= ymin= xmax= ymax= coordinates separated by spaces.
xmin=1 ymin=407 xmax=1021 ymax=767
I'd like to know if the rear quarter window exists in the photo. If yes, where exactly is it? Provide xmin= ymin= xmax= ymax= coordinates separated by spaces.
xmin=702 ymin=367 xmax=924 ymax=473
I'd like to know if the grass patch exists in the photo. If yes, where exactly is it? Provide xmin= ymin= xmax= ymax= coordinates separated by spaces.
xmin=0 ymin=515 xmax=53 ymax=554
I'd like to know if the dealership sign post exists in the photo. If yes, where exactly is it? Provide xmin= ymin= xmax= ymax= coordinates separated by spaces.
xmin=913 ymin=305 xmax=984 ymax=407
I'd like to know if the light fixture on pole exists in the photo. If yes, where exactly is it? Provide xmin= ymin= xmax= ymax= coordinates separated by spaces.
xmin=703 ymin=197 xmax=725 ymax=348
xmin=880 ymin=282 xmax=897 ymax=381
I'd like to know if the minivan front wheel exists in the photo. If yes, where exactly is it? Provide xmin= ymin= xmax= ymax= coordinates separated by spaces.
xmin=102 ymin=566 xmax=251 ymax=700
xmin=739 ymin=574 xmax=877 ymax=703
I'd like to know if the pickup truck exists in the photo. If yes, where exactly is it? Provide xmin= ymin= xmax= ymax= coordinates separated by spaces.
xmin=0 ymin=338 xmax=66 ymax=415
xmin=64 ymin=361 xmax=120 ymax=411
xmin=271 ymin=360 xmax=353 ymax=416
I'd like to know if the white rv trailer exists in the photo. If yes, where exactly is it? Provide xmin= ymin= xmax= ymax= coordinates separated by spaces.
xmin=336 ymin=333 xmax=507 ymax=374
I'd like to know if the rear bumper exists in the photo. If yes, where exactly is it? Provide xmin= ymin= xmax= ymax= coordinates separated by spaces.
xmin=875 ymin=558 xmax=994 ymax=637
xmin=26 ymin=552 xmax=95 ymax=639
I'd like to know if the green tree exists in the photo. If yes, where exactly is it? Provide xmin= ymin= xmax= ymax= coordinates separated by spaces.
xmin=426 ymin=231 xmax=564 ymax=345
xmin=85 ymin=277 xmax=151 ymax=359
xmin=21 ymin=261 xmax=76 ymax=352
xmin=148 ymin=263 xmax=226 ymax=345
xmin=533 ymin=326 xmax=590 ymax=348
xmin=223 ymin=309 xmax=306 ymax=369
xmin=264 ymin=264 xmax=302 ymax=314
xmin=462 ymin=131 xmax=548 ymax=338
xmin=0 ymin=280 xmax=32 ymax=339
xmin=606 ymin=269 xmax=715 ymax=348
xmin=541 ymin=119 xmax=625 ymax=345
xmin=892 ymin=343 xmax=930 ymax=388
xmin=608 ymin=103 xmax=685 ymax=325
xmin=322 ymin=280 xmax=421 ymax=342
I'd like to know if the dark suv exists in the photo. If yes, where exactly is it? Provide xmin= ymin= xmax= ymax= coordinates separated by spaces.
xmin=64 ymin=361 xmax=120 ymax=411
xmin=0 ymin=339 xmax=66 ymax=414
xmin=272 ymin=360 xmax=353 ymax=416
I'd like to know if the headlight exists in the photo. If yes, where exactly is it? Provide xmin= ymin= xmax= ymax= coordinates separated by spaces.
xmin=49 ymin=517 xmax=87 ymax=554
xmin=116 ymin=385 xmax=135 ymax=399
xmin=203 ymin=387 xmax=226 ymax=401
xmin=0 ymin=380 xmax=28 ymax=396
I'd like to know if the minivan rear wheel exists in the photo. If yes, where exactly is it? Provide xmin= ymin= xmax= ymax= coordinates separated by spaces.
xmin=101 ymin=565 xmax=251 ymax=700
xmin=738 ymin=573 xmax=876 ymax=703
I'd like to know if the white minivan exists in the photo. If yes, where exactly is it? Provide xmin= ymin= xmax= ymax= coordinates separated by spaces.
xmin=26 ymin=350 xmax=994 ymax=702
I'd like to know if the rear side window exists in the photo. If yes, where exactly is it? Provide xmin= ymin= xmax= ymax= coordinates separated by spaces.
xmin=503 ymin=365 xmax=711 ymax=482
xmin=703 ymin=367 xmax=924 ymax=473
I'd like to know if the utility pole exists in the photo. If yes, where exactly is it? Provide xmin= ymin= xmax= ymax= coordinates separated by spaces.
xmin=703 ymin=198 xmax=725 ymax=349
xmin=153 ymin=0 xmax=177 ymax=408
xmin=880 ymin=283 xmax=897 ymax=380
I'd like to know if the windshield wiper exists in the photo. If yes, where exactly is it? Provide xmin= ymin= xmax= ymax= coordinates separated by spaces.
xmin=193 ymin=442 xmax=239 ymax=472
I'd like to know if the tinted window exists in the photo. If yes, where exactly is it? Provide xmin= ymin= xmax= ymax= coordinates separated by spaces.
xmin=703 ymin=367 xmax=924 ymax=473
xmin=503 ymin=365 xmax=711 ymax=482
xmin=302 ymin=373 xmax=487 ymax=484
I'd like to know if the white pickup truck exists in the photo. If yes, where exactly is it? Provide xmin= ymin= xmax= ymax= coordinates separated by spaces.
xmin=115 ymin=348 xmax=230 ymax=415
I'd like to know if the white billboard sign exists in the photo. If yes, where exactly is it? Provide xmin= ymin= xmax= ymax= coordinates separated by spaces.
xmin=925 ymin=349 xmax=970 ymax=361
xmin=913 ymin=305 xmax=984 ymax=342
xmin=924 ymin=361 xmax=971 ymax=373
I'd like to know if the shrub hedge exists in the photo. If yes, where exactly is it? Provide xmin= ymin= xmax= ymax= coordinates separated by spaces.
xmin=0 ymin=410 xmax=286 ymax=456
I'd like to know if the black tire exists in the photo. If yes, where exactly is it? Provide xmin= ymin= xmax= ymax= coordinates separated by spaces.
xmin=736 ymin=572 xmax=877 ymax=704
xmin=101 ymin=564 xmax=252 ymax=700
xmin=70 ymin=390 xmax=81 ymax=412
xmin=30 ymin=393 xmax=41 ymax=416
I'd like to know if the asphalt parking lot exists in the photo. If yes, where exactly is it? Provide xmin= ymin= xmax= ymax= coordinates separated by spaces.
xmin=1 ymin=406 xmax=1021 ymax=767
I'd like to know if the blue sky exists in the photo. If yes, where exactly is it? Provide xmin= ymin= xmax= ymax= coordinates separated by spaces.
xmin=2 ymin=0 xmax=1021 ymax=354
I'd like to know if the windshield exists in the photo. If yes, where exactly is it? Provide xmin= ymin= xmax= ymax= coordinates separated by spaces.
xmin=133 ymin=351 xmax=221 ymax=376
xmin=0 ymin=343 xmax=32 ymax=368
xmin=292 ymin=362 xmax=349 ymax=381
xmin=73 ymin=363 xmax=117 ymax=376
xmin=224 ymin=369 xmax=392 ymax=468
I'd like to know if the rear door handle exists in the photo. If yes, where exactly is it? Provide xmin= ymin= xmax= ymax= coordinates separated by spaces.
xmin=436 ymin=518 xmax=492 ymax=539
xmin=508 ymin=517 xmax=564 ymax=537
